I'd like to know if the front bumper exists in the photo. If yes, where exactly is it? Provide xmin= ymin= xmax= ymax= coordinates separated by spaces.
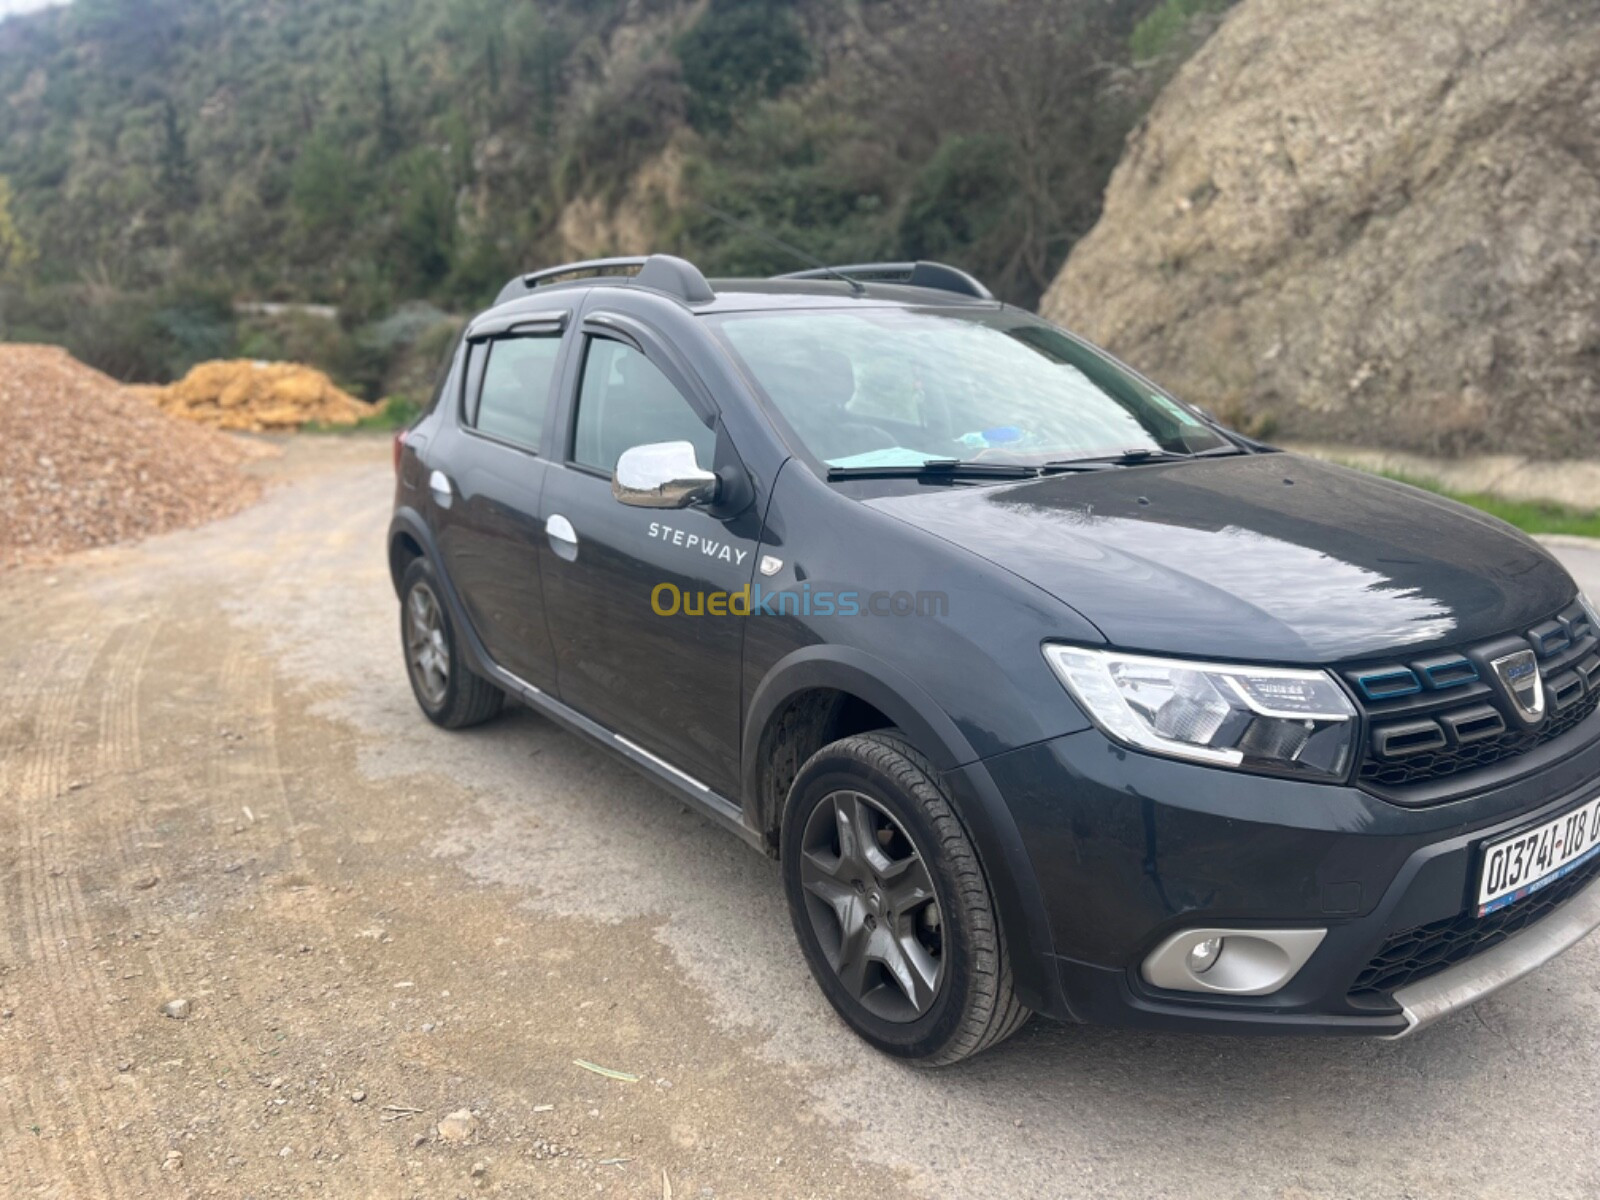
xmin=1388 ymin=874 xmax=1600 ymax=1036
xmin=974 ymin=702 xmax=1600 ymax=1034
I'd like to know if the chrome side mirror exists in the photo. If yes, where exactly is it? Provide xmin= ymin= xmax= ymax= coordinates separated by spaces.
xmin=612 ymin=441 xmax=720 ymax=509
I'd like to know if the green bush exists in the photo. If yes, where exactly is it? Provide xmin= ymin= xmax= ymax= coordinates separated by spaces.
xmin=385 ymin=150 xmax=458 ymax=294
xmin=145 ymin=288 xmax=236 ymax=377
xmin=677 ymin=0 xmax=809 ymax=133
xmin=305 ymin=391 xmax=423 ymax=434
xmin=897 ymin=135 xmax=1017 ymax=263
xmin=291 ymin=132 xmax=364 ymax=245
xmin=16 ymin=282 xmax=237 ymax=382
xmin=1129 ymin=0 xmax=1233 ymax=62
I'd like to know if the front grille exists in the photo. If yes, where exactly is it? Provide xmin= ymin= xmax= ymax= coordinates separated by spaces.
xmin=1348 ymin=599 xmax=1600 ymax=792
xmin=1349 ymin=850 xmax=1600 ymax=1001
xmin=1359 ymin=689 xmax=1600 ymax=787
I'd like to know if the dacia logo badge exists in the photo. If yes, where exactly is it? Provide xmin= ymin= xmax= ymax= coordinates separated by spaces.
xmin=1490 ymin=649 xmax=1545 ymax=725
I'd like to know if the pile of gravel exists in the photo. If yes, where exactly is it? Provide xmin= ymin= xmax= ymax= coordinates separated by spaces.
xmin=0 ymin=344 xmax=262 ymax=567
xmin=135 ymin=358 xmax=376 ymax=431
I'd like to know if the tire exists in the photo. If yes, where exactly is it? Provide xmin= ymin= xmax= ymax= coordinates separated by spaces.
xmin=781 ymin=731 xmax=1030 ymax=1065
xmin=399 ymin=557 xmax=504 ymax=730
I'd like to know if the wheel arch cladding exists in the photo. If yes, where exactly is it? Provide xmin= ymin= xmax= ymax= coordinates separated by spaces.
xmin=388 ymin=506 xmax=434 ymax=595
xmin=749 ymin=686 xmax=894 ymax=854
xmin=389 ymin=530 xmax=424 ymax=596
xmin=743 ymin=647 xmax=979 ymax=846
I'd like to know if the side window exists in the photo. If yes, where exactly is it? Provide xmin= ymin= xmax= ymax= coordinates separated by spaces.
xmin=571 ymin=338 xmax=715 ymax=473
xmin=467 ymin=335 xmax=562 ymax=449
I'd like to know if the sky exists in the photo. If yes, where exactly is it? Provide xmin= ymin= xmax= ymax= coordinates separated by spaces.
xmin=0 ymin=0 xmax=66 ymax=18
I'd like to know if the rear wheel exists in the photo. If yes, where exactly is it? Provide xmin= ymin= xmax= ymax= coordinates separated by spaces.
xmin=781 ymin=731 xmax=1030 ymax=1064
xmin=400 ymin=557 xmax=504 ymax=729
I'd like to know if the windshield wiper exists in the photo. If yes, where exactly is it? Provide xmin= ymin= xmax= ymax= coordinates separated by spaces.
xmin=826 ymin=459 xmax=1040 ymax=481
xmin=1040 ymin=445 xmax=1243 ymax=473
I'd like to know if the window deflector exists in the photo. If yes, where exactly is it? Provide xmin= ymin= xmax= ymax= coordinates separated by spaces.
xmin=465 ymin=309 xmax=570 ymax=341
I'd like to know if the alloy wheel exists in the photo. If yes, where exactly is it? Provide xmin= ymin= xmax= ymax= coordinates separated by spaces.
xmin=798 ymin=789 xmax=944 ymax=1022
xmin=404 ymin=581 xmax=450 ymax=707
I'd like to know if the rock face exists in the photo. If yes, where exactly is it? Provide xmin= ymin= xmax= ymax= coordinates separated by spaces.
xmin=1041 ymin=0 xmax=1600 ymax=457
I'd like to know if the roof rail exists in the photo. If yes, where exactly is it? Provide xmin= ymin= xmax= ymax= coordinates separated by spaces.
xmin=773 ymin=260 xmax=993 ymax=300
xmin=493 ymin=254 xmax=715 ymax=306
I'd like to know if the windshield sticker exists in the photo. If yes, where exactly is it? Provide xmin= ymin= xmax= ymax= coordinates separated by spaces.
xmin=956 ymin=426 xmax=1025 ymax=450
xmin=1148 ymin=393 xmax=1203 ymax=426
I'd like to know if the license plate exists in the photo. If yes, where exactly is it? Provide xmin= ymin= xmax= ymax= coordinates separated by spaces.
xmin=1478 ymin=795 xmax=1600 ymax=916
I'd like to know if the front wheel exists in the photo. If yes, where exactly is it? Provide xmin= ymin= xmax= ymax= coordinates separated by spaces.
xmin=399 ymin=557 xmax=504 ymax=729
xmin=781 ymin=732 xmax=1030 ymax=1065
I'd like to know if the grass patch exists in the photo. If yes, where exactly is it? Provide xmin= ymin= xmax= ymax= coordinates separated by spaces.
xmin=1364 ymin=468 xmax=1600 ymax=539
xmin=303 ymin=393 xmax=423 ymax=434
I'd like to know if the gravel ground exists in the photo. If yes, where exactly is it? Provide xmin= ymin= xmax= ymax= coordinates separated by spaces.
xmin=2 ymin=436 xmax=1598 ymax=1199
xmin=0 ymin=345 xmax=263 ymax=568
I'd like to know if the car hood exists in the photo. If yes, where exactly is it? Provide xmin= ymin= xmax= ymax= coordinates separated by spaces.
xmin=863 ymin=454 xmax=1575 ymax=663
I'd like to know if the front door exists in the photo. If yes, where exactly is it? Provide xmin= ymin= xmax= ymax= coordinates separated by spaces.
xmin=539 ymin=330 xmax=759 ymax=795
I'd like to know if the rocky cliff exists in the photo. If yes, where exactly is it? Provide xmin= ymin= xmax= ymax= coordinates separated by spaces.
xmin=1041 ymin=0 xmax=1600 ymax=457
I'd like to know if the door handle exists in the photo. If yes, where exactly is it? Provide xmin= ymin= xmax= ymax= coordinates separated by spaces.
xmin=428 ymin=469 xmax=454 ymax=508
xmin=546 ymin=513 xmax=579 ymax=562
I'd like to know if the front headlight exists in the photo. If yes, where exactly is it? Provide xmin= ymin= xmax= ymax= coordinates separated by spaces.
xmin=1581 ymin=591 xmax=1600 ymax=635
xmin=1043 ymin=646 xmax=1357 ymax=780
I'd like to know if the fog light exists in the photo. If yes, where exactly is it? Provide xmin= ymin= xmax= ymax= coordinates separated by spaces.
xmin=1141 ymin=927 xmax=1327 ymax=996
xmin=1186 ymin=937 xmax=1224 ymax=974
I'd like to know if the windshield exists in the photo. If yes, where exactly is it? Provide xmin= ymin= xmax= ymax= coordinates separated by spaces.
xmin=707 ymin=308 xmax=1231 ymax=469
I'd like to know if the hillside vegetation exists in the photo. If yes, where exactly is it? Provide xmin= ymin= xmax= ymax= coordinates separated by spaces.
xmin=0 ymin=0 xmax=1214 ymax=396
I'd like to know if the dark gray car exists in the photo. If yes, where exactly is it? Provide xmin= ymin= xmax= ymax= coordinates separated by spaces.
xmin=389 ymin=254 xmax=1600 ymax=1063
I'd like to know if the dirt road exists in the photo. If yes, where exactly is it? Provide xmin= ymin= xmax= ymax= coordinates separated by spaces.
xmin=3 ymin=437 xmax=1599 ymax=1199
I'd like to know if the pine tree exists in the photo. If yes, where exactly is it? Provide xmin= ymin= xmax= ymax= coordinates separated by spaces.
xmin=158 ymin=98 xmax=199 ymax=210
xmin=377 ymin=56 xmax=402 ymax=157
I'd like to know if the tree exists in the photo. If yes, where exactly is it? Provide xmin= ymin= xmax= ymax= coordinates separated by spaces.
xmin=843 ymin=0 xmax=1132 ymax=306
xmin=291 ymin=132 xmax=362 ymax=246
xmin=387 ymin=149 xmax=456 ymax=292
xmin=677 ymin=0 xmax=809 ymax=133
xmin=0 ymin=176 xmax=35 ymax=282
xmin=158 ymin=98 xmax=199 ymax=211
xmin=376 ymin=55 xmax=402 ymax=157
xmin=0 ymin=175 xmax=37 ymax=333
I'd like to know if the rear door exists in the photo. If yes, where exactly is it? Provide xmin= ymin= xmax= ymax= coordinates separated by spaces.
xmin=537 ymin=313 xmax=761 ymax=795
xmin=430 ymin=312 xmax=570 ymax=690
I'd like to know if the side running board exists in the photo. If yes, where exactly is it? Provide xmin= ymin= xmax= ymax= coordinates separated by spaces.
xmin=485 ymin=664 xmax=763 ymax=853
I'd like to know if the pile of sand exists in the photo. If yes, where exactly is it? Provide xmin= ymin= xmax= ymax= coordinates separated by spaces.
xmin=138 ymin=359 xmax=378 ymax=432
xmin=0 ymin=345 xmax=262 ymax=567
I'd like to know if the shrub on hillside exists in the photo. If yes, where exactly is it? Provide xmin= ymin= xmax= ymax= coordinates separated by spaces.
xmin=1130 ymin=0 xmax=1234 ymax=62
xmin=677 ymin=0 xmax=809 ymax=133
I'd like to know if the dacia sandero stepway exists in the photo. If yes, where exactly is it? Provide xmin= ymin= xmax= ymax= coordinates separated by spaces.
xmin=389 ymin=254 xmax=1600 ymax=1064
